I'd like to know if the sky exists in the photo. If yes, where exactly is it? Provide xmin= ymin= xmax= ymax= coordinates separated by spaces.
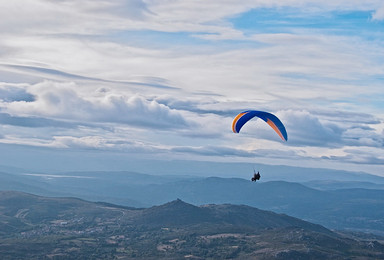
xmin=0 ymin=0 xmax=383 ymax=176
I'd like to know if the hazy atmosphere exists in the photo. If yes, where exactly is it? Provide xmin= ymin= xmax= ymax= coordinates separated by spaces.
xmin=2 ymin=2 xmax=384 ymax=259
xmin=1 ymin=0 xmax=383 ymax=176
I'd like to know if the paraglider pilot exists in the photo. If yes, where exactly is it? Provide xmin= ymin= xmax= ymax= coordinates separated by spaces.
xmin=251 ymin=171 xmax=261 ymax=182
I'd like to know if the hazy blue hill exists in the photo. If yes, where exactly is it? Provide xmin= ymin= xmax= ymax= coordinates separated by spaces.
xmin=119 ymin=160 xmax=384 ymax=183
xmin=53 ymin=170 xmax=199 ymax=185
xmin=0 ymin=171 xmax=175 ymax=207
xmin=303 ymin=180 xmax=384 ymax=190
xmin=258 ymin=165 xmax=384 ymax=183
xmin=1 ymin=168 xmax=384 ymax=234
xmin=0 ymin=171 xmax=62 ymax=197
xmin=144 ymin=178 xmax=331 ymax=209
xmin=0 ymin=165 xmax=27 ymax=174
xmin=331 ymin=188 xmax=384 ymax=199
xmin=2 ymin=160 xmax=384 ymax=184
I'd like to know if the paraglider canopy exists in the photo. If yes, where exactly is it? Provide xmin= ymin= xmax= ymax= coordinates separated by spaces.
xmin=232 ymin=110 xmax=288 ymax=142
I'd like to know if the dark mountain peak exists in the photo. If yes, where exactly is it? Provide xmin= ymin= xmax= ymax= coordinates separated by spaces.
xmin=166 ymin=198 xmax=188 ymax=205
xmin=148 ymin=198 xmax=200 ymax=210
xmin=149 ymin=198 xmax=199 ymax=212
xmin=165 ymin=198 xmax=193 ymax=205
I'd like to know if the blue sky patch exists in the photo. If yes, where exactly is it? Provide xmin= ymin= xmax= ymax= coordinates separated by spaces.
xmin=230 ymin=8 xmax=382 ymax=37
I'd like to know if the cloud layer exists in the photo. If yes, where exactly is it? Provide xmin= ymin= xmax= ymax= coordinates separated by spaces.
xmin=1 ymin=81 xmax=189 ymax=129
xmin=0 ymin=1 xmax=383 ymax=175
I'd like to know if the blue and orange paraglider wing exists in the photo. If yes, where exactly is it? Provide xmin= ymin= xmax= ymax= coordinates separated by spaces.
xmin=232 ymin=110 xmax=288 ymax=142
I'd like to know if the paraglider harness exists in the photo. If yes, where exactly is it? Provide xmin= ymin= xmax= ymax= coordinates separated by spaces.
xmin=251 ymin=171 xmax=261 ymax=182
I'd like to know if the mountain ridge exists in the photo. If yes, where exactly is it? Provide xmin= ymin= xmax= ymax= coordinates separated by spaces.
xmin=0 ymin=190 xmax=383 ymax=259
xmin=1 ymin=169 xmax=384 ymax=234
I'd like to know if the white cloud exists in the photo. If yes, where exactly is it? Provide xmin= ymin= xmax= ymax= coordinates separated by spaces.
xmin=273 ymin=110 xmax=342 ymax=146
xmin=371 ymin=3 xmax=384 ymax=20
xmin=280 ymin=109 xmax=384 ymax=148
xmin=1 ymin=81 xmax=189 ymax=129
xmin=51 ymin=136 xmax=113 ymax=149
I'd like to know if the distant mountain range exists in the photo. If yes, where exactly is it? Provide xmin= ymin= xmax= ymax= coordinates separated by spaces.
xmin=1 ymin=165 xmax=384 ymax=235
xmin=0 ymin=191 xmax=383 ymax=259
